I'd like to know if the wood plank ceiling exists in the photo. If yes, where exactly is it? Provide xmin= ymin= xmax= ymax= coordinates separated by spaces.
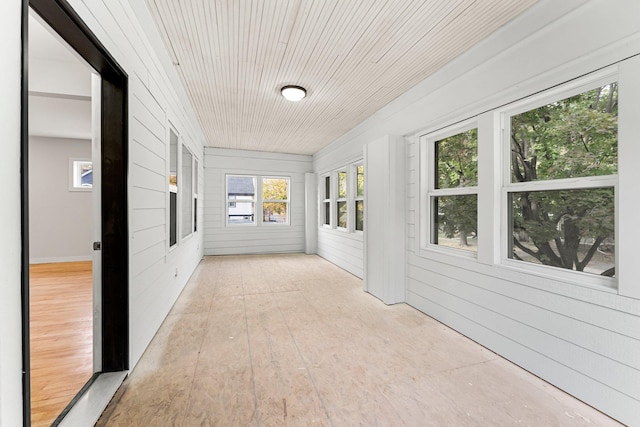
xmin=146 ymin=0 xmax=538 ymax=155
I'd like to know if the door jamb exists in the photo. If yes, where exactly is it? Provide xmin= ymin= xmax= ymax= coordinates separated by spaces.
xmin=21 ymin=0 xmax=129 ymax=425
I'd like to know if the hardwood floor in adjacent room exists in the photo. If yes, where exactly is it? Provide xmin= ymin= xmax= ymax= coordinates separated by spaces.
xmin=98 ymin=254 xmax=620 ymax=426
xmin=30 ymin=261 xmax=94 ymax=427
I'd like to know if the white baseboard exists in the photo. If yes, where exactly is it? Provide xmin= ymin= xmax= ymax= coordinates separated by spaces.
xmin=30 ymin=255 xmax=92 ymax=264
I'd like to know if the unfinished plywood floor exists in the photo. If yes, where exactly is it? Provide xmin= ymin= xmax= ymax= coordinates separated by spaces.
xmin=97 ymin=254 xmax=619 ymax=426
xmin=30 ymin=261 xmax=94 ymax=427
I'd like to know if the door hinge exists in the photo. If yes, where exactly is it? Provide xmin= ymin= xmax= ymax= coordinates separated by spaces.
xmin=93 ymin=241 xmax=102 ymax=250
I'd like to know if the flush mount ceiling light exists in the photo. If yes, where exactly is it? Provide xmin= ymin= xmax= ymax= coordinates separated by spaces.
xmin=281 ymin=85 xmax=307 ymax=102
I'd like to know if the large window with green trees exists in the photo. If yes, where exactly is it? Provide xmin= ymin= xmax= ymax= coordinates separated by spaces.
xmin=505 ymin=78 xmax=617 ymax=277
xmin=423 ymin=124 xmax=478 ymax=253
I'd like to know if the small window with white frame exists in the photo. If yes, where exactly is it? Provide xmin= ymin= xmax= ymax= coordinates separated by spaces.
xmin=322 ymin=175 xmax=331 ymax=226
xmin=69 ymin=159 xmax=93 ymax=191
xmin=336 ymin=170 xmax=348 ymax=229
xmin=423 ymin=123 xmax=478 ymax=253
xmin=354 ymin=164 xmax=364 ymax=232
xmin=503 ymin=73 xmax=617 ymax=278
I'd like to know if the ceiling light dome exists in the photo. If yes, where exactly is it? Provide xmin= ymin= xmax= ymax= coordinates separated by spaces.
xmin=281 ymin=85 xmax=307 ymax=102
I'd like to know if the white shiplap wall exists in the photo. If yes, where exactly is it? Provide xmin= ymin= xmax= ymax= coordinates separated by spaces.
xmin=315 ymin=0 xmax=640 ymax=424
xmin=203 ymin=148 xmax=312 ymax=255
xmin=61 ymin=0 xmax=206 ymax=370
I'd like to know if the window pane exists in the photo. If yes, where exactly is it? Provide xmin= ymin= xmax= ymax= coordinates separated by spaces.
xmin=325 ymin=176 xmax=330 ymax=199
xmin=357 ymin=165 xmax=364 ymax=197
xmin=337 ymin=201 xmax=347 ymax=228
xmin=263 ymin=202 xmax=288 ymax=223
xmin=511 ymin=83 xmax=618 ymax=183
xmin=169 ymin=129 xmax=178 ymax=186
xmin=227 ymin=176 xmax=255 ymax=224
xmin=169 ymin=192 xmax=177 ymax=246
xmin=355 ymin=200 xmax=364 ymax=231
xmin=436 ymin=128 xmax=478 ymax=188
xmin=338 ymin=171 xmax=347 ymax=198
xmin=182 ymin=146 xmax=193 ymax=237
xmin=431 ymin=195 xmax=477 ymax=252
xmin=324 ymin=202 xmax=330 ymax=226
xmin=509 ymin=188 xmax=615 ymax=276
xmin=263 ymin=177 xmax=288 ymax=201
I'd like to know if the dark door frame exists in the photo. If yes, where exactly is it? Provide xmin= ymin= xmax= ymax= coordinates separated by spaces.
xmin=21 ymin=0 xmax=129 ymax=424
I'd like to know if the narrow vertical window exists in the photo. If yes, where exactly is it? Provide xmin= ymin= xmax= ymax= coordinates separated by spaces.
xmin=336 ymin=171 xmax=347 ymax=228
xmin=182 ymin=145 xmax=193 ymax=238
xmin=262 ymin=177 xmax=290 ymax=224
xmin=355 ymin=165 xmax=364 ymax=231
xmin=193 ymin=159 xmax=198 ymax=232
xmin=227 ymin=175 xmax=256 ymax=225
xmin=322 ymin=175 xmax=331 ymax=226
xmin=169 ymin=128 xmax=178 ymax=247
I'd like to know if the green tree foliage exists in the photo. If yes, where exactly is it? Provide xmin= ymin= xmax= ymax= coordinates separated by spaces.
xmin=435 ymin=129 xmax=478 ymax=247
xmin=263 ymin=178 xmax=288 ymax=220
xmin=510 ymin=83 xmax=617 ymax=276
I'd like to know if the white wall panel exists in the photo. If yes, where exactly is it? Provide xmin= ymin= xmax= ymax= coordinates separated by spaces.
xmin=203 ymin=148 xmax=312 ymax=256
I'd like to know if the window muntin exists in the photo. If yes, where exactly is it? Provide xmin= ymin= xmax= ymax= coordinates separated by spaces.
xmin=355 ymin=165 xmax=364 ymax=231
xmin=262 ymin=177 xmax=290 ymax=224
xmin=505 ymin=80 xmax=618 ymax=278
xmin=169 ymin=128 xmax=178 ymax=247
xmin=227 ymin=175 xmax=256 ymax=225
xmin=337 ymin=171 xmax=347 ymax=228
xmin=425 ymin=126 xmax=478 ymax=253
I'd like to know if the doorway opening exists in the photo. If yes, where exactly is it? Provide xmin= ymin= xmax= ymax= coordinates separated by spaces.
xmin=21 ymin=0 xmax=129 ymax=425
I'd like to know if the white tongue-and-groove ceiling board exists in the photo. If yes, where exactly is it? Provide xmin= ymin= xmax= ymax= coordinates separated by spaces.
xmin=146 ymin=0 xmax=537 ymax=155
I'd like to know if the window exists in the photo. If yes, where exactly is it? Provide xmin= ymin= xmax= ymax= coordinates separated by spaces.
xmin=424 ymin=125 xmax=478 ymax=253
xmin=355 ymin=165 xmax=364 ymax=231
xmin=505 ymin=80 xmax=617 ymax=277
xmin=262 ymin=177 xmax=290 ymax=224
xmin=336 ymin=171 xmax=347 ymax=228
xmin=322 ymin=175 xmax=331 ymax=226
xmin=182 ymin=145 xmax=193 ymax=238
xmin=226 ymin=175 xmax=291 ymax=226
xmin=69 ymin=159 xmax=93 ymax=190
xmin=169 ymin=128 xmax=178 ymax=247
xmin=194 ymin=159 xmax=198 ymax=232
xmin=227 ymin=175 xmax=256 ymax=224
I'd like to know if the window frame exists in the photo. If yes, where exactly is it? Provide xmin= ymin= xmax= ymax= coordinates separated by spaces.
xmin=168 ymin=126 xmax=179 ymax=249
xmin=181 ymin=144 xmax=194 ymax=240
xmin=261 ymin=175 xmax=291 ymax=226
xmin=353 ymin=163 xmax=364 ymax=233
xmin=321 ymin=174 xmax=331 ymax=227
xmin=500 ymin=68 xmax=618 ymax=288
xmin=336 ymin=170 xmax=348 ymax=230
xmin=225 ymin=174 xmax=292 ymax=227
xmin=420 ymin=119 xmax=479 ymax=258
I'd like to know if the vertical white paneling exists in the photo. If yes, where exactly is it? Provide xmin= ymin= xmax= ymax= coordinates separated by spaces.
xmin=617 ymin=55 xmax=640 ymax=300
xmin=0 ymin=0 xmax=24 ymax=423
xmin=305 ymin=173 xmax=318 ymax=254
xmin=364 ymin=135 xmax=405 ymax=304
xmin=203 ymin=148 xmax=312 ymax=255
